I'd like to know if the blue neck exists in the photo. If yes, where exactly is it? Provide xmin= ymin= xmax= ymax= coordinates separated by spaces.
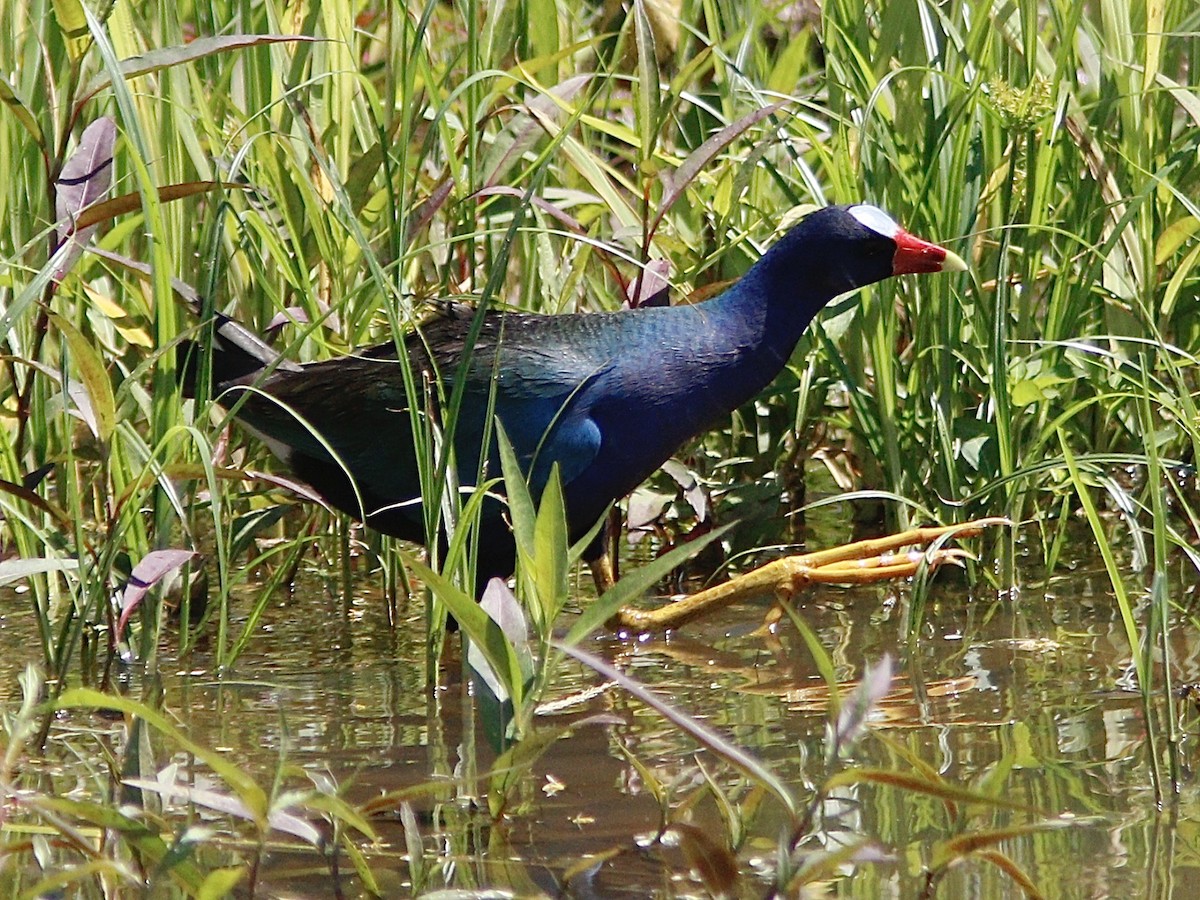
xmin=682 ymin=261 xmax=825 ymax=411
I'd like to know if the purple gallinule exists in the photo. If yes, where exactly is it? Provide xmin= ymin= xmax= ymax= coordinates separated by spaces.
xmin=192 ymin=204 xmax=966 ymax=590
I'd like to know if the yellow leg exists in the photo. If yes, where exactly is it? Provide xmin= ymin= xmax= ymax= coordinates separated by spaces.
xmin=590 ymin=552 xmax=617 ymax=595
xmin=611 ymin=517 xmax=1009 ymax=633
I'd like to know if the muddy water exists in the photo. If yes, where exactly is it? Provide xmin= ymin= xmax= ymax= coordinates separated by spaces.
xmin=4 ymin=531 xmax=1200 ymax=898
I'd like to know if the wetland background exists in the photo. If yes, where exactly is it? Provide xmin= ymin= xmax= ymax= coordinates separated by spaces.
xmin=2 ymin=0 xmax=1199 ymax=895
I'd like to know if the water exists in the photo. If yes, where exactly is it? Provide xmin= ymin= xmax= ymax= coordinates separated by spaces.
xmin=3 ymin=529 xmax=1199 ymax=898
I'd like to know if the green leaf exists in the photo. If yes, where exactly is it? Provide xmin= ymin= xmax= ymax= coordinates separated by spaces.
xmin=1154 ymin=214 xmax=1200 ymax=265
xmin=50 ymin=311 xmax=117 ymax=442
xmin=495 ymin=422 xmax=536 ymax=559
xmin=407 ymin=558 xmax=527 ymax=710
xmin=51 ymin=0 xmax=91 ymax=59
xmin=777 ymin=600 xmax=839 ymax=715
xmin=197 ymin=868 xmax=246 ymax=900
xmin=527 ymin=0 xmax=559 ymax=62
xmin=31 ymin=796 xmax=206 ymax=892
xmin=633 ymin=0 xmax=660 ymax=165
xmin=0 ymin=75 xmax=44 ymax=147
xmin=532 ymin=465 xmax=568 ymax=626
xmin=562 ymin=522 xmax=731 ymax=645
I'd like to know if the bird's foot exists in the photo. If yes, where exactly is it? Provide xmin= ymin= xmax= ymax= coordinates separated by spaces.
xmin=611 ymin=517 xmax=1010 ymax=633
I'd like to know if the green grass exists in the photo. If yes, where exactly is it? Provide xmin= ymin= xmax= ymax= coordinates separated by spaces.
xmin=0 ymin=0 xmax=1198 ymax=894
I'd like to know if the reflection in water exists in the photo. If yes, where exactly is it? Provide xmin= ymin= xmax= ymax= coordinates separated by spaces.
xmin=3 ymin=541 xmax=1200 ymax=896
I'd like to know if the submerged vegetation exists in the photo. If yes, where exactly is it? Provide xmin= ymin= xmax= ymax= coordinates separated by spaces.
xmin=1 ymin=0 xmax=1199 ymax=894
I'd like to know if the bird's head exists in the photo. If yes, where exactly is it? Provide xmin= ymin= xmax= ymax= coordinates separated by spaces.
xmin=762 ymin=204 xmax=967 ymax=298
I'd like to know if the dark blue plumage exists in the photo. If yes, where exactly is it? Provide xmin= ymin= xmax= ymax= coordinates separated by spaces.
xmin=196 ymin=204 xmax=964 ymax=588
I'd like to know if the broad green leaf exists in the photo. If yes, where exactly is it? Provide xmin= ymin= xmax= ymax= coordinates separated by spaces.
xmin=633 ymin=0 xmax=660 ymax=165
xmin=532 ymin=465 xmax=568 ymax=625
xmin=50 ymin=311 xmax=116 ymax=442
xmin=777 ymin=601 xmax=839 ymax=713
xmin=32 ymin=796 xmax=206 ymax=892
xmin=407 ymin=558 xmax=527 ymax=711
xmin=197 ymin=869 xmax=246 ymax=900
xmin=496 ymin=422 xmax=536 ymax=559
xmin=1154 ymin=214 xmax=1200 ymax=265
xmin=527 ymin=0 xmax=559 ymax=63
xmin=0 ymin=75 xmax=44 ymax=147
xmin=19 ymin=859 xmax=134 ymax=899
xmin=51 ymin=0 xmax=90 ymax=59
xmin=562 ymin=522 xmax=731 ymax=645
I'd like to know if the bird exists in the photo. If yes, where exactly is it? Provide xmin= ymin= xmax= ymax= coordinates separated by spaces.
xmin=187 ymin=204 xmax=966 ymax=594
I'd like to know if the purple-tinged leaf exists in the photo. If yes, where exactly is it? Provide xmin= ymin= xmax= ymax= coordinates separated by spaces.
xmin=627 ymin=258 xmax=671 ymax=308
xmin=123 ymin=777 xmax=324 ymax=846
xmin=54 ymin=117 xmax=115 ymax=282
xmin=483 ymin=75 xmax=590 ymax=187
xmin=117 ymin=549 xmax=197 ymax=638
xmin=408 ymin=176 xmax=454 ymax=239
xmin=65 ymin=379 xmax=98 ymax=436
xmin=660 ymin=458 xmax=707 ymax=521
xmin=88 ymin=247 xmax=203 ymax=308
xmin=0 ymin=557 xmax=79 ymax=587
xmin=265 ymin=307 xmax=309 ymax=332
xmin=468 ymin=578 xmax=532 ymax=704
xmin=265 ymin=301 xmax=341 ymax=335
xmin=831 ymin=654 xmax=894 ymax=758
xmin=652 ymin=102 xmax=786 ymax=234
xmin=78 ymin=35 xmax=320 ymax=108
xmin=626 ymin=487 xmax=671 ymax=545
xmin=243 ymin=470 xmax=331 ymax=507
xmin=481 ymin=577 xmax=529 ymax=646
xmin=471 ymin=185 xmax=586 ymax=234
xmin=0 ymin=475 xmax=70 ymax=527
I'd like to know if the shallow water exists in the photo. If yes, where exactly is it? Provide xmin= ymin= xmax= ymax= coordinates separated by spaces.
xmin=4 ymin=525 xmax=1200 ymax=898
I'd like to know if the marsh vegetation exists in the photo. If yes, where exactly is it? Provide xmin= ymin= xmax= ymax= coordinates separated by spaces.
xmin=1 ymin=0 xmax=1198 ymax=895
